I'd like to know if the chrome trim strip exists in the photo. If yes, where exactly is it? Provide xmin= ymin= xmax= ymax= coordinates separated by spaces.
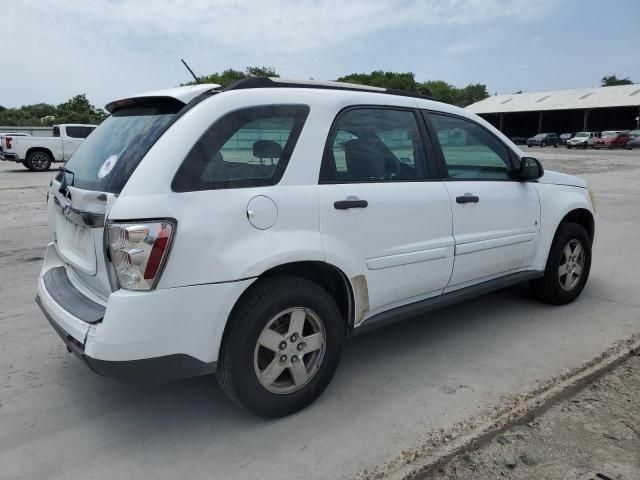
xmin=53 ymin=195 xmax=105 ymax=227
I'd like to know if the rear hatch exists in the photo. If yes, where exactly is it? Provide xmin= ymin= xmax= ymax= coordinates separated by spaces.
xmin=48 ymin=98 xmax=190 ymax=299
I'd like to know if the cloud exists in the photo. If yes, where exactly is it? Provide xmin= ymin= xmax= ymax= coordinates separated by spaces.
xmin=1 ymin=0 xmax=558 ymax=107
xmin=20 ymin=0 xmax=556 ymax=53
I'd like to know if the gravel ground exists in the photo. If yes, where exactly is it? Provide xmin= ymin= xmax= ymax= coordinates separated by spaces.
xmin=526 ymin=146 xmax=640 ymax=175
xmin=429 ymin=354 xmax=640 ymax=480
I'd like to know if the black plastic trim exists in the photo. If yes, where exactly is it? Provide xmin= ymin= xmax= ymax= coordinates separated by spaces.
xmin=43 ymin=267 xmax=105 ymax=323
xmin=353 ymin=270 xmax=544 ymax=335
xmin=224 ymin=76 xmax=434 ymax=100
xmin=37 ymin=295 xmax=217 ymax=383
xmin=53 ymin=195 xmax=106 ymax=228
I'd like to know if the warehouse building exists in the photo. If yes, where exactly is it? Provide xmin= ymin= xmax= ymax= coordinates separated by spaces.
xmin=466 ymin=84 xmax=640 ymax=139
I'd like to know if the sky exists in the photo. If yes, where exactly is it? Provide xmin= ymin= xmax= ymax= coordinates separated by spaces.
xmin=1 ymin=0 xmax=639 ymax=109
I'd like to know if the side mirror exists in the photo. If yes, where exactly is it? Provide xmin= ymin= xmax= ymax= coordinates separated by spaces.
xmin=517 ymin=156 xmax=544 ymax=181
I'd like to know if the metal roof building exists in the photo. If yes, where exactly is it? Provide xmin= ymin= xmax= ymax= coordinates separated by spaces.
xmin=466 ymin=85 xmax=640 ymax=138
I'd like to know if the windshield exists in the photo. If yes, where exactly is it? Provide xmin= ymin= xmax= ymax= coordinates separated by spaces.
xmin=534 ymin=134 xmax=546 ymax=139
xmin=64 ymin=101 xmax=182 ymax=193
xmin=601 ymin=131 xmax=617 ymax=138
xmin=575 ymin=132 xmax=588 ymax=137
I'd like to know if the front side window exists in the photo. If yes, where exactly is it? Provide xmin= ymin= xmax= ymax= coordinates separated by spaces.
xmin=320 ymin=108 xmax=428 ymax=183
xmin=172 ymin=105 xmax=309 ymax=192
xmin=427 ymin=113 xmax=513 ymax=181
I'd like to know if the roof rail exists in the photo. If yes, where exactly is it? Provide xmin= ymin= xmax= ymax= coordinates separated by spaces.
xmin=224 ymin=77 xmax=433 ymax=100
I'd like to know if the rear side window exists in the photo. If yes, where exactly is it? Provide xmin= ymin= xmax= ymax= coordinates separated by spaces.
xmin=66 ymin=126 xmax=95 ymax=138
xmin=63 ymin=101 xmax=182 ymax=193
xmin=172 ymin=105 xmax=309 ymax=192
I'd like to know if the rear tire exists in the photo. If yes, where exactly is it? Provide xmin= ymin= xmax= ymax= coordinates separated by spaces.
xmin=217 ymin=276 xmax=344 ymax=417
xmin=541 ymin=141 xmax=546 ymax=147
xmin=531 ymin=223 xmax=591 ymax=305
xmin=25 ymin=150 xmax=52 ymax=172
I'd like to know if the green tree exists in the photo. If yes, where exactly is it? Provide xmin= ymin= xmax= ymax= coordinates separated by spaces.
xmin=184 ymin=66 xmax=279 ymax=88
xmin=420 ymin=80 xmax=457 ymax=104
xmin=455 ymin=83 xmax=490 ymax=107
xmin=601 ymin=74 xmax=633 ymax=86
xmin=336 ymin=70 xmax=419 ymax=92
xmin=0 ymin=94 xmax=107 ymax=126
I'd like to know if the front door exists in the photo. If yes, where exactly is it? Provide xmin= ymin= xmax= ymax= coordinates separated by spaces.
xmin=424 ymin=112 xmax=540 ymax=290
xmin=319 ymin=107 xmax=454 ymax=322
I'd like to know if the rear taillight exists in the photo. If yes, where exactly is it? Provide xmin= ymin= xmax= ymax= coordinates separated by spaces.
xmin=107 ymin=220 xmax=174 ymax=290
xmin=5 ymin=136 xmax=12 ymax=149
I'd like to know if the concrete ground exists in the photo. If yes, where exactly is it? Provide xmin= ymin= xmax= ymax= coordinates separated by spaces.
xmin=430 ymin=354 xmax=640 ymax=479
xmin=1 ymin=148 xmax=639 ymax=480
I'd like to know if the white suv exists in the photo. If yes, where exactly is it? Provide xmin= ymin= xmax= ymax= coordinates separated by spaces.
xmin=567 ymin=131 xmax=598 ymax=149
xmin=37 ymin=78 xmax=596 ymax=417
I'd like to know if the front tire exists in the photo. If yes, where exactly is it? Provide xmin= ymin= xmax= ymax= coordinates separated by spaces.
xmin=25 ymin=150 xmax=52 ymax=172
xmin=531 ymin=223 xmax=591 ymax=305
xmin=217 ymin=276 xmax=344 ymax=417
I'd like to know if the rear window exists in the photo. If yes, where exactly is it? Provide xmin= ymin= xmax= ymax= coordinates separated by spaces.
xmin=66 ymin=126 xmax=95 ymax=139
xmin=63 ymin=101 xmax=182 ymax=193
xmin=172 ymin=105 xmax=309 ymax=192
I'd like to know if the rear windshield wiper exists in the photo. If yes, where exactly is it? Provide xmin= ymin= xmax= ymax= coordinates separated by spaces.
xmin=58 ymin=165 xmax=75 ymax=194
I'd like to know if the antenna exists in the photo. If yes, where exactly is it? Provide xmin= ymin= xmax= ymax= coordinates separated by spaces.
xmin=180 ymin=58 xmax=200 ymax=83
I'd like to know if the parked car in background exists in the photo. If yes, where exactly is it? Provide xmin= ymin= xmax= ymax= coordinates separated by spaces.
xmin=593 ymin=131 xmax=631 ymax=149
xmin=626 ymin=131 xmax=640 ymax=150
xmin=36 ymin=78 xmax=596 ymax=417
xmin=509 ymin=136 xmax=528 ymax=145
xmin=567 ymin=131 xmax=599 ymax=149
xmin=0 ymin=124 xmax=96 ymax=171
xmin=527 ymin=133 xmax=560 ymax=148
xmin=559 ymin=133 xmax=573 ymax=145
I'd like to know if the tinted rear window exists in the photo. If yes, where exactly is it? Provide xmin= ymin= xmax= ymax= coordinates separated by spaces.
xmin=172 ymin=105 xmax=309 ymax=192
xmin=66 ymin=126 xmax=95 ymax=138
xmin=63 ymin=101 xmax=182 ymax=193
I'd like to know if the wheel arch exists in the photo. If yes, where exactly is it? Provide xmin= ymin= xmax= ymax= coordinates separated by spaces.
xmin=228 ymin=261 xmax=356 ymax=338
xmin=558 ymin=208 xmax=594 ymax=244
xmin=25 ymin=147 xmax=54 ymax=162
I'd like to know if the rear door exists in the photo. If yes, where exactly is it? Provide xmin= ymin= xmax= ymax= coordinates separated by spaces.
xmin=423 ymin=112 xmax=540 ymax=290
xmin=319 ymin=107 xmax=454 ymax=322
xmin=48 ymin=101 xmax=183 ymax=298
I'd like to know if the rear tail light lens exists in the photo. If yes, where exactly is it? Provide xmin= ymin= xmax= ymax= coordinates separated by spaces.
xmin=5 ymin=136 xmax=12 ymax=149
xmin=107 ymin=220 xmax=174 ymax=290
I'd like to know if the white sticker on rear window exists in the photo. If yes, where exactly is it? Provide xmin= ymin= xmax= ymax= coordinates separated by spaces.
xmin=98 ymin=155 xmax=118 ymax=178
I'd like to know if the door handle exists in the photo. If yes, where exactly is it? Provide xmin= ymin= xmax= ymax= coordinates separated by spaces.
xmin=456 ymin=194 xmax=479 ymax=204
xmin=334 ymin=199 xmax=368 ymax=210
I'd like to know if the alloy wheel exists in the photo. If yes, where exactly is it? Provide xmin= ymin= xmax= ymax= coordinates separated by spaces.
xmin=558 ymin=239 xmax=585 ymax=291
xmin=253 ymin=307 xmax=326 ymax=394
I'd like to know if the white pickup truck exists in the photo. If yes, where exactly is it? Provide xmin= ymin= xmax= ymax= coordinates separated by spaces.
xmin=0 ymin=124 xmax=96 ymax=171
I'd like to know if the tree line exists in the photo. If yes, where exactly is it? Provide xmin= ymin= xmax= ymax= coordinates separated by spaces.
xmin=187 ymin=67 xmax=490 ymax=109
xmin=0 ymin=69 xmax=633 ymax=127
xmin=0 ymin=94 xmax=108 ymax=127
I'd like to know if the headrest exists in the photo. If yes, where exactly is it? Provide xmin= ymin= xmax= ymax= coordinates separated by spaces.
xmin=344 ymin=139 xmax=385 ymax=180
xmin=253 ymin=140 xmax=282 ymax=159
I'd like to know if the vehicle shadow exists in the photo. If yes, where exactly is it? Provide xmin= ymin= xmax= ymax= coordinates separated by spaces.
xmin=53 ymin=285 xmax=545 ymax=429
